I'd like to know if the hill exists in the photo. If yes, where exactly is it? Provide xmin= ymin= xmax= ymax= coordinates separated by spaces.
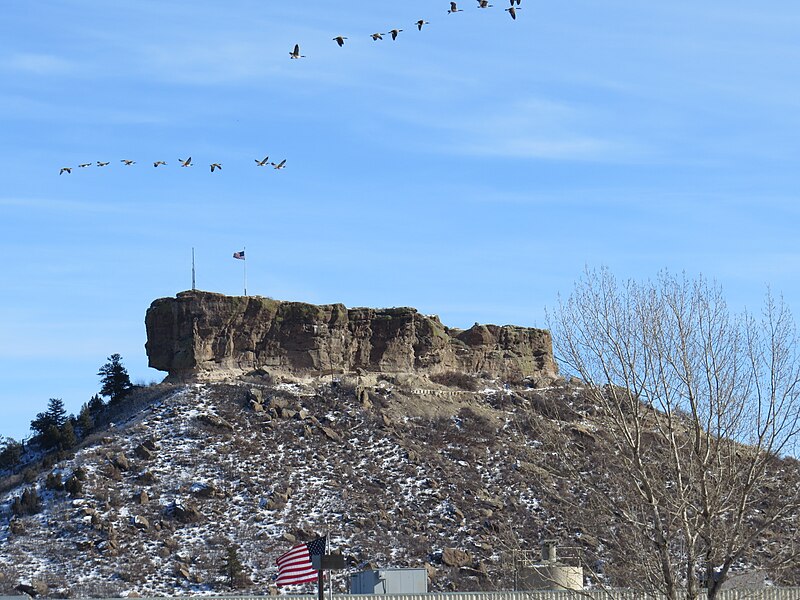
xmin=1 ymin=292 xmax=797 ymax=597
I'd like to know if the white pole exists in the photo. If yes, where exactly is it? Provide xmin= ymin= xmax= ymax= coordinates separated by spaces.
xmin=328 ymin=528 xmax=334 ymax=600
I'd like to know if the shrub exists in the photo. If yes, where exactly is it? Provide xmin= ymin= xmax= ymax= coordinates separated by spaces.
xmin=65 ymin=474 xmax=84 ymax=497
xmin=45 ymin=472 xmax=64 ymax=491
xmin=11 ymin=487 xmax=41 ymax=516
xmin=430 ymin=371 xmax=479 ymax=391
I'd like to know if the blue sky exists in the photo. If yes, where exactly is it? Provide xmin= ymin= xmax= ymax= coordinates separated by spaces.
xmin=2 ymin=0 xmax=800 ymax=440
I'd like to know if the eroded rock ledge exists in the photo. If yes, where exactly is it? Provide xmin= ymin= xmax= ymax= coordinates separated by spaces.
xmin=145 ymin=290 xmax=557 ymax=382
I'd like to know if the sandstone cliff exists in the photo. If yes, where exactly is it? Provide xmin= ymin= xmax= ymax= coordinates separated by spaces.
xmin=145 ymin=290 xmax=557 ymax=382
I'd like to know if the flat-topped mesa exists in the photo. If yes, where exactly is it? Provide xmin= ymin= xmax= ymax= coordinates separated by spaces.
xmin=145 ymin=290 xmax=558 ymax=382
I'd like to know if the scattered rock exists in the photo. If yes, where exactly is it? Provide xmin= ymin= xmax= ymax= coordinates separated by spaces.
xmin=320 ymin=426 xmax=341 ymax=442
xmin=196 ymin=413 xmax=234 ymax=431
xmin=8 ymin=519 xmax=25 ymax=535
xmin=169 ymin=501 xmax=204 ymax=524
xmin=112 ymin=453 xmax=131 ymax=471
xmin=134 ymin=444 xmax=155 ymax=460
xmin=442 ymin=547 xmax=472 ymax=567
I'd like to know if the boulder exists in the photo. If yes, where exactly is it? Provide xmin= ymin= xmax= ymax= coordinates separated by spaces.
xmin=442 ymin=547 xmax=472 ymax=567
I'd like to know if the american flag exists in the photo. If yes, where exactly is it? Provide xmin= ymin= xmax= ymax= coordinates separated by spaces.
xmin=275 ymin=536 xmax=326 ymax=587
xmin=233 ymin=250 xmax=245 ymax=260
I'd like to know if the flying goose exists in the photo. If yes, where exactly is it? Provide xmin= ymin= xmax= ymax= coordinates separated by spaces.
xmin=477 ymin=0 xmax=493 ymax=8
xmin=333 ymin=36 xmax=348 ymax=47
xmin=210 ymin=163 xmax=222 ymax=172
xmin=78 ymin=163 xmax=91 ymax=168
xmin=97 ymin=161 xmax=110 ymax=167
xmin=179 ymin=157 xmax=193 ymax=167
xmin=255 ymin=156 xmax=270 ymax=166
xmin=272 ymin=159 xmax=287 ymax=170
xmin=370 ymin=32 xmax=385 ymax=41
xmin=416 ymin=20 xmax=430 ymax=30
xmin=389 ymin=28 xmax=403 ymax=40
xmin=121 ymin=159 xmax=136 ymax=165
xmin=505 ymin=6 xmax=519 ymax=18
xmin=59 ymin=167 xmax=72 ymax=175
xmin=448 ymin=2 xmax=463 ymax=13
xmin=289 ymin=44 xmax=305 ymax=59
xmin=153 ymin=161 xmax=167 ymax=167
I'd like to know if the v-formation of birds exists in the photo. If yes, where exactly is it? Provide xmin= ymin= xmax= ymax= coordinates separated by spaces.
xmin=60 ymin=0 xmax=522 ymax=174
xmin=294 ymin=0 xmax=523 ymax=58
xmin=60 ymin=157 xmax=286 ymax=175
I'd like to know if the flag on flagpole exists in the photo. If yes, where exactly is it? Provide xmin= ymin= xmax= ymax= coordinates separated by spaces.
xmin=275 ymin=536 xmax=326 ymax=586
xmin=233 ymin=250 xmax=245 ymax=260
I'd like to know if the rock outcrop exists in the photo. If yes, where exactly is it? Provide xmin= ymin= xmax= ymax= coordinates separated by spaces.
xmin=145 ymin=290 xmax=557 ymax=382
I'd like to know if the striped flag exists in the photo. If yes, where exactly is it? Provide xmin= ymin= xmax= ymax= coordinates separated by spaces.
xmin=275 ymin=536 xmax=326 ymax=586
xmin=233 ymin=250 xmax=245 ymax=260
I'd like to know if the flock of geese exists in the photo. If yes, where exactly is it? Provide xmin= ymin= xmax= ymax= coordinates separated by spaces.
xmin=290 ymin=0 xmax=523 ymax=58
xmin=59 ymin=157 xmax=287 ymax=175
xmin=59 ymin=0 xmax=524 ymax=175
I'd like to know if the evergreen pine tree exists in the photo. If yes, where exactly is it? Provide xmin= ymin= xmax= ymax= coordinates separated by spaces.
xmin=98 ymin=354 xmax=133 ymax=404
xmin=220 ymin=545 xmax=245 ymax=589
xmin=30 ymin=398 xmax=68 ymax=439
xmin=0 ymin=437 xmax=22 ymax=470
xmin=77 ymin=404 xmax=94 ymax=432
xmin=60 ymin=420 xmax=77 ymax=449
xmin=87 ymin=394 xmax=104 ymax=413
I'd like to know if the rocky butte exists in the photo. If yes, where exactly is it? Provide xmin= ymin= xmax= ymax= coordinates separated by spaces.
xmin=145 ymin=290 xmax=558 ymax=383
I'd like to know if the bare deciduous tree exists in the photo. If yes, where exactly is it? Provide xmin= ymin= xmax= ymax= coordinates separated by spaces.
xmin=547 ymin=268 xmax=800 ymax=600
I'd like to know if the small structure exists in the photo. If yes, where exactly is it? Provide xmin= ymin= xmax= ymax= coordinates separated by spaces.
xmin=350 ymin=568 xmax=428 ymax=594
xmin=515 ymin=540 xmax=583 ymax=591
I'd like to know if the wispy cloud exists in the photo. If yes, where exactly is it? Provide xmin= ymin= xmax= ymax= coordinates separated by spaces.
xmin=380 ymin=96 xmax=647 ymax=162
xmin=0 ymin=196 xmax=136 ymax=215
xmin=2 ymin=52 xmax=78 ymax=75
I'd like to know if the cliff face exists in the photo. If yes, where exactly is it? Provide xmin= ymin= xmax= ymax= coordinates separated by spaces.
xmin=145 ymin=290 xmax=558 ymax=381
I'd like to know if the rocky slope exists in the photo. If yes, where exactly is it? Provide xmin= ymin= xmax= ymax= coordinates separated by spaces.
xmin=145 ymin=291 xmax=557 ymax=383
xmin=1 ymin=370 xmax=797 ymax=598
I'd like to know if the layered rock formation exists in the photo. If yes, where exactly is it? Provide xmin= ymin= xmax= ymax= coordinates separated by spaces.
xmin=145 ymin=290 xmax=557 ymax=381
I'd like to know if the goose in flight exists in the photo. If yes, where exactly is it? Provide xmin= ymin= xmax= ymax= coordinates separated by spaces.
xmin=333 ymin=36 xmax=348 ymax=47
xmin=210 ymin=163 xmax=222 ymax=172
xmin=179 ymin=157 xmax=193 ymax=167
xmin=153 ymin=161 xmax=167 ymax=167
xmin=255 ymin=156 xmax=270 ymax=166
xmin=370 ymin=32 xmax=385 ymax=41
xmin=59 ymin=167 xmax=72 ymax=175
xmin=448 ymin=2 xmax=463 ymax=13
xmin=510 ymin=0 xmax=520 ymax=5
xmin=505 ymin=5 xmax=519 ymax=18
xmin=389 ymin=28 xmax=403 ymax=40
xmin=121 ymin=159 xmax=136 ymax=165
xmin=272 ymin=159 xmax=287 ymax=170
xmin=290 ymin=44 xmax=305 ymax=59
xmin=97 ymin=161 xmax=110 ymax=167
xmin=416 ymin=20 xmax=430 ymax=30
xmin=78 ymin=163 xmax=91 ymax=168
xmin=477 ymin=0 xmax=493 ymax=8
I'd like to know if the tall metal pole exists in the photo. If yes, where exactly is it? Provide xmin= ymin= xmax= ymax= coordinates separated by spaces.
xmin=243 ymin=246 xmax=247 ymax=297
xmin=191 ymin=247 xmax=196 ymax=291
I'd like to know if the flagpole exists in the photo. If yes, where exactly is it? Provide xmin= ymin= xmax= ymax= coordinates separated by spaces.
xmin=328 ymin=529 xmax=334 ymax=600
xmin=191 ymin=247 xmax=196 ymax=291
xmin=243 ymin=246 xmax=247 ymax=297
